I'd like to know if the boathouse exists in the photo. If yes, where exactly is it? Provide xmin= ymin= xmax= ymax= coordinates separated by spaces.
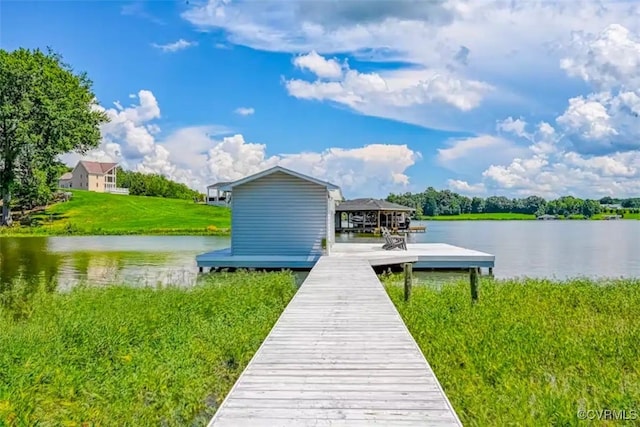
xmin=197 ymin=167 xmax=494 ymax=272
xmin=335 ymin=198 xmax=416 ymax=233
xmin=219 ymin=166 xmax=343 ymax=257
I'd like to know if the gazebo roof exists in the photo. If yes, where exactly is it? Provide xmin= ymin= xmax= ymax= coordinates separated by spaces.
xmin=335 ymin=198 xmax=415 ymax=212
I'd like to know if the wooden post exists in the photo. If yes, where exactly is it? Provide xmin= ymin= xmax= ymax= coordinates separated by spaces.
xmin=469 ymin=267 xmax=479 ymax=303
xmin=404 ymin=263 xmax=412 ymax=302
xmin=198 ymin=266 xmax=203 ymax=273
xmin=488 ymin=267 xmax=494 ymax=277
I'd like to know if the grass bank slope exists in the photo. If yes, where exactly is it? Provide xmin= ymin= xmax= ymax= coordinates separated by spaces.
xmin=0 ymin=272 xmax=296 ymax=426
xmin=385 ymin=277 xmax=640 ymax=426
xmin=2 ymin=190 xmax=231 ymax=236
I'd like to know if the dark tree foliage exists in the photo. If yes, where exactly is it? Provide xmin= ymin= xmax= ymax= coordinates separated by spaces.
xmin=116 ymin=168 xmax=203 ymax=200
xmin=387 ymin=188 xmax=640 ymax=218
xmin=0 ymin=48 xmax=108 ymax=225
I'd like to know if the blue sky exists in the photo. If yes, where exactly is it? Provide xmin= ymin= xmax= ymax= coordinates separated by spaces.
xmin=2 ymin=1 xmax=640 ymax=198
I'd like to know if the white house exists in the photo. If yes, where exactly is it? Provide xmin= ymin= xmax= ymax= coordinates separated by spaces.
xmin=220 ymin=166 xmax=343 ymax=256
xmin=58 ymin=161 xmax=129 ymax=194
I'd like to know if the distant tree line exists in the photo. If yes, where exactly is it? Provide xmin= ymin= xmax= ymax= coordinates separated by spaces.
xmin=387 ymin=187 xmax=640 ymax=218
xmin=116 ymin=169 xmax=203 ymax=200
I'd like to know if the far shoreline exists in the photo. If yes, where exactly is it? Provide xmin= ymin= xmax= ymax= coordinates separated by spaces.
xmin=418 ymin=213 xmax=639 ymax=221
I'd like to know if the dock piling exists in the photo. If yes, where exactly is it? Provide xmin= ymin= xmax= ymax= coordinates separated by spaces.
xmin=470 ymin=267 xmax=479 ymax=303
xmin=403 ymin=262 xmax=412 ymax=301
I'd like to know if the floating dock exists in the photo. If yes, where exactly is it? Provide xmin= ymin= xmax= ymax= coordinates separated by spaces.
xmin=196 ymin=242 xmax=495 ymax=271
xmin=208 ymin=256 xmax=463 ymax=426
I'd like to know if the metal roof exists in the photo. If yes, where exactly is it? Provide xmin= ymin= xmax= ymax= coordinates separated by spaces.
xmin=220 ymin=166 xmax=341 ymax=192
xmin=207 ymin=181 xmax=232 ymax=189
xmin=335 ymin=198 xmax=415 ymax=212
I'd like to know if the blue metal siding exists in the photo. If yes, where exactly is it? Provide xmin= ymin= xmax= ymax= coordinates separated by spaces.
xmin=231 ymin=172 xmax=328 ymax=256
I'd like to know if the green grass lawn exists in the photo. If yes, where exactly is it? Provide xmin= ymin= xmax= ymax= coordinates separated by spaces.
xmin=385 ymin=277 xmax=640 ymax=426
xmin=2 ymin=190 xmax=231 ymax=236
xmin=0 ymin=271 xmax=297 ymax=426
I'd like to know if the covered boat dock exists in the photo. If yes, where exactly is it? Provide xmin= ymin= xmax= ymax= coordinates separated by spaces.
xmin=335 ymin=198 xmax=425 ymax=233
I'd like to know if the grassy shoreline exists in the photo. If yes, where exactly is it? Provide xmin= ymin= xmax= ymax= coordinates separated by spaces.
xmin=3 ymin=273 xmax=639 ymax=425
xmin=0 ymin=227 xmax=231 ymax=237
xmin=385 ymin=276 xmax=640 ymax=425
xmin=419 ymin=212 xmax=640 ymax=220
xmin=3 ymin=191 xmax=637 ymax=237
xmin=0 ymin=190 xmax=232 ymax=237
xmin=0 ymin=272 xmax=296 ymax=426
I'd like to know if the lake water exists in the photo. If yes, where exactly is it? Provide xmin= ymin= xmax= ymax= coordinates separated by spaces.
xmin=1 ymin=221 xmax=639 ymax=293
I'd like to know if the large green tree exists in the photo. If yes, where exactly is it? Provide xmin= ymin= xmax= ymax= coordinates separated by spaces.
xmin=0 ymin=48 xmax=108 ymax=225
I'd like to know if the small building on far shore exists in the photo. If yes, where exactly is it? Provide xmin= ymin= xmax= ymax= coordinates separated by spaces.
xmin=58 ymin=172 xmax=73 ymax=189
xmin=536 ymin=214 xmax=558 ymax=220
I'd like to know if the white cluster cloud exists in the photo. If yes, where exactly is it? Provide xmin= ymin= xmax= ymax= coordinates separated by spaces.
xmin=560 ymin=24 xmax=640 ymax=91
xmin=440 ymin=21 xmax=640 ymax=198
xmin=286 ymin=62 xmax=492 ymax=116
xmin=556 ymin=24 xmax=640 ymax=153
xmin=152 ymin=39 xmax=198 ymax=52
xmin=107 ymin=2 xmax=640 ymax=198
xmin=293 ymin=51 xmax=343 ymax=79
xmin=437 ymin=135 xmax=527 ymax=176
xmin=447 ymin=120 xmax=640 ymax=199
xmin=182 ymin=1 xmax=640 ymax=131
xmin=63 ymin=91 xmax=421 ymax=197
xmin=205 ymin=136 xmax=421 ymax=196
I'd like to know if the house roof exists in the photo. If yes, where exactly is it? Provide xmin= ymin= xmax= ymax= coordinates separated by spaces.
xmin=207 ymin=181 xmax=232 ymax=189
xmin=220 ymin=166 xmax=341 ymax=193
xmin=78 ymin=161 xmax=118 ymax=175
xmin=59 ymin=172 xmax=73 ymax=180
xmin=335 ymin=198 xmax=415 ymax=212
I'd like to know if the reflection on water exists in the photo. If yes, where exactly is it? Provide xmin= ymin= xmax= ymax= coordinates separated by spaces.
xmin=339 ymin=220 xmax=640 ymax=279
xmin=1 ymin=220 xmax=639 ymax=302
xmin=0 ymin=236 xmax=231 ymax=293
xmin=0 ymin=237 xmax=61 ymax=292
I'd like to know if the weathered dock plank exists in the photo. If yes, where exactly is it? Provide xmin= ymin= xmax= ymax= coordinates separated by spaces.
xmin=208 ymin=257 xmax=461 ymax=426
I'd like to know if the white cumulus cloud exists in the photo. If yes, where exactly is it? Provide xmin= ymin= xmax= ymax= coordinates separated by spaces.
xmin=437 ymin=135 xmax=528 ymax=176
xmin=62 ymin=90 xmax=421 ymax=198
xmin=286 ymin=57 xmax=492 ymax=125
xmin=205 ymin=135 xmax=421 ymax=196
xmin=151 ymin=39 xmax=198 ymax=52
xmin=182 ymin=0 xmax=640 ymax=131
xmin=457 ymin=119 xmax=640 ymax=198
xmin=293 ymin=51 xmax=343 ymax=79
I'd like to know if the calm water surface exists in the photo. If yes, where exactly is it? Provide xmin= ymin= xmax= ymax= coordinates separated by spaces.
xmin=1 ymin=221 xmax=638 ymax=293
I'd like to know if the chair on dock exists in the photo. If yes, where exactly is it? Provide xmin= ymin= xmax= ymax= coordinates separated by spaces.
xmin=381 ymin=227 xmax=407 ymax=250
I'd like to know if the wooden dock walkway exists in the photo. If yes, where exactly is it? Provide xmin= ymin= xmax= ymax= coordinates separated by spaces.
xmin=209 ymin=257 xmax=462 ymax=426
